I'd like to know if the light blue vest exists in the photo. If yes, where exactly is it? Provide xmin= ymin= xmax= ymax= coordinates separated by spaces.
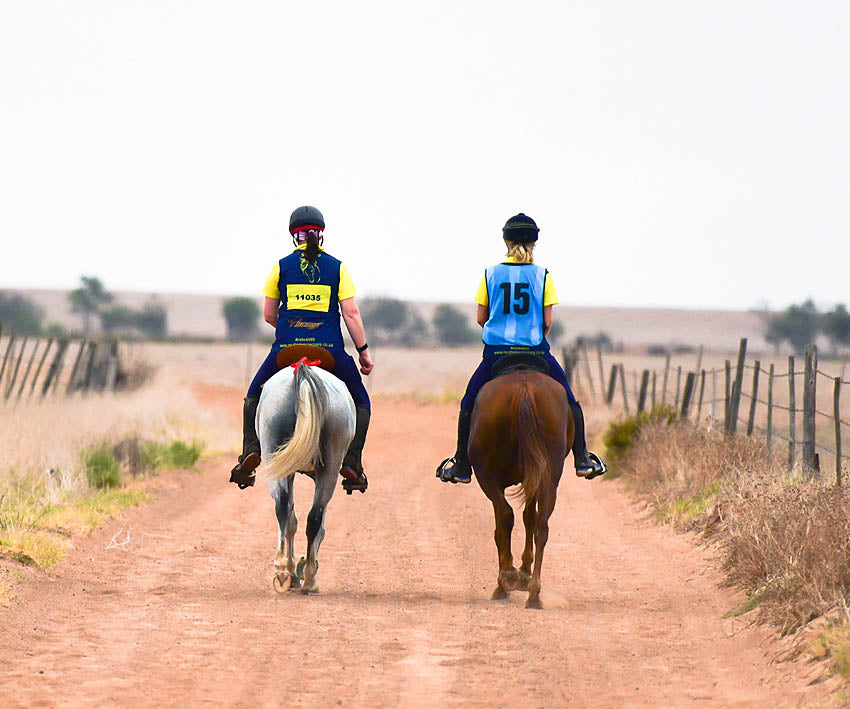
xmin=481 ymin=263 xmax=547 ymax=347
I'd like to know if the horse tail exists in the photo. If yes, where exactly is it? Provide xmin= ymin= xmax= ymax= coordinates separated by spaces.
xmin=513 ymin=381 xmax=552 ymax=506
xmin=265 ymin=365 xmax=329 ymax=481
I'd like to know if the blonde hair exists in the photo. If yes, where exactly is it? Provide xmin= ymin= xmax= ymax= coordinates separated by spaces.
xmin=504 ymin=240 xmax=535 ymax=264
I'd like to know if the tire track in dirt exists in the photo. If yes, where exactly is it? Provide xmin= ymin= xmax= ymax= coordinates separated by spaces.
xmin=0 ymin=393 xmax=833 ymax=707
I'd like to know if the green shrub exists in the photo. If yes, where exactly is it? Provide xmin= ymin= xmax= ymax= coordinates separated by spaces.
xmin=84 ymin=446 xmax=123 ymax=489
xmin=602 ymin=404 xmax=676 ymax=473
xmin=141 ymin=439 xmax=202 ymax=471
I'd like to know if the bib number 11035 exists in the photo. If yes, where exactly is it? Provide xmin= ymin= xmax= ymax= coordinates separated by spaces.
xmin=499 ymin=282 xmax=530 ymax=315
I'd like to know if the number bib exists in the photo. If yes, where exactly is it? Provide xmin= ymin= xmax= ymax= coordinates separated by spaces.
xmin=286 ymin=284 xmax=332 ymax=312
xmin=481 ymin=263 xmax=546 ymax=347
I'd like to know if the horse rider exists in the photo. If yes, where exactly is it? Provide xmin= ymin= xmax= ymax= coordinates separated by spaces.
xmin=229 ymin=205 xmax=374 ymax=493
xmin=436 ymin=212 xmax=606 ymax=485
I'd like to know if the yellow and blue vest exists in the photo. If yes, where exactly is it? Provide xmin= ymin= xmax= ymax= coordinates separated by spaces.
xmin=481 ymin=263 xmax=547 ymax=347
xmin=273 ymin=249 xmax=345 ymax=353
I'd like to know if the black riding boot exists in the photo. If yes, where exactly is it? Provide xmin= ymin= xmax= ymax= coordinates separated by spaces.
xmin=341 ymin=406 xmax=370 ymax=494
xmin=229 ymin=396 xmax=261 ymax=489
xmin=570 ymin=399 xmax=602 ymax=478
xmin=436 ymin=410 xmax=472 ymax=484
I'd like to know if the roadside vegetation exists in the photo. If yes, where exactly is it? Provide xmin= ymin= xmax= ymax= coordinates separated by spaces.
xmin=603 ymin=408 xmax=850 ymax=686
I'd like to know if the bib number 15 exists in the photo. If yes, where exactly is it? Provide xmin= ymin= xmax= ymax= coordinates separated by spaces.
xmin=499 ymin=282 xmax=530 ymax=315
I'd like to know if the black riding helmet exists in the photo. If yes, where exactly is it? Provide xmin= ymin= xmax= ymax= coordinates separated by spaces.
xmin=289 ymin=205 xmax=325 ymax=234
xmin=502 ymin=213 xmax=539 ymax=244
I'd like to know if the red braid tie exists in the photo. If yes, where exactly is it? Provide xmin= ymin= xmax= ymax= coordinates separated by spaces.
xmin=290 ymin=356 xmax=322 ymax=373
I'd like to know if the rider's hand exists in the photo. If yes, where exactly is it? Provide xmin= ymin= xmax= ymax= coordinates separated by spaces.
xmin=358 ymin=349 xmax=374 ymax=375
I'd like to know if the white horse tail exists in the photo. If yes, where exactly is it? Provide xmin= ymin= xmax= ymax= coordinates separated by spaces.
xmin=265 ymin=365 xmax=329 ymax=481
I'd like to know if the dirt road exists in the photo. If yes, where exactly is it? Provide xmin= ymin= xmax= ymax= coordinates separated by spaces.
xmin=0 ymin=394 xmax=831 ymax=707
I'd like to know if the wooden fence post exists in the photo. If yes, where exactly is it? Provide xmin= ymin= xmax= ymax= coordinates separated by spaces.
xmin=651 ymin=370 xmax=657 ymax=408
xmin=619 ymin=363 xmax=630 ymax=414
xmin=4 ymin=336 xmax=28 ymax=400
xmin=697 ymin=369 xmax=706 ymax=422
xmin=581 ymin=345 xmax=596 ymax=400
xmin=16 ymin=339 xmax=40 ymax=399
xmin=662 ymin=353 xmax=671 ymax=404
xmin=606 ymin=365 xmax=617 ymax=405
xmin=747 ymin=360 xmax=760 ymax=436
xmin=681 ymin=372 xmax=696 ymax=418
xmin=727 ymin=338 xmax=747 ymax=435
xmin=596 ymin=345 xmax=605 ymax=404
xmin=674 ymin=366 xmax=682 ymax=410
xmin=66 ymin=339 xmax=87 ymax=394
xmin=766 ymin=363 xmax=774 ymax=454
xmin=788 ymin=355 xmax=796 ymax=472
xmin=0 ymin=332 xmax=14 ymax=388
xmin=835 ymin=377 xmax=842 ymax=487
xmin=638 ymin=370 xmax=649 ymax=413
xmin=724 ymin=360 xmax=731 ymax=430
xmin=29 ymin=338 xmax=53 ymax=397
xmin=802 ymin=345 xmax=818 ymax=479
xmin=711 ymin=368 xmax=717 ymax=428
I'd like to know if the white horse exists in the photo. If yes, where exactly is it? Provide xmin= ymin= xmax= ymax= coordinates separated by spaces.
xmin=258 ymin=354 xmax=355 ymax=594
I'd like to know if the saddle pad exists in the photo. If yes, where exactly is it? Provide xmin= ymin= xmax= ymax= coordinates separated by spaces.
xmin=491 ymin=353 xmax=549 ymax=378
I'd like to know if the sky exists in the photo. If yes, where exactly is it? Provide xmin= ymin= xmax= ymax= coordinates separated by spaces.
xmin=1 ymin=1 xmax=848 ymax=311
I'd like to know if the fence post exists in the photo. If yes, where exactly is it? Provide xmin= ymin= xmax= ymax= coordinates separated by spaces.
xmin=651 ymin=370 xmax=657 ymax=408
xmin=606 ymin=364 xmax=617 ymax=405
xmin=596 ymin=345 xmax=605 ymax=404
xmin=662 ymin=353 xmax=671 ymax=404
xmin=29 ymin=338 xmax=53 ymax=397
xmin=619 ymin=363 xmax=629 ymax=414
xmin=4 ymin=336 xmax=28 ymax=400
xmin=835 ymin=377 xmax=842 ymax=487
xmin=724 ymin=360 xmax=731 ymax=430
xmin=66 ymin=339 xmax=87 ymax=394
xmin=766 ymin=363 xmax=774 ymax=454
xmin=727 ymin=338 xmax=747 ymax=435
xmin=697 ymin=369 xmax=706 ymax=422
xmin=42 ymin=339 xmax=66 ymax=396
xmin=581 ymin=345 xmax=596 ymax=400
xmin=711 ymin=368 xmax=717 ymax=427
xmin=788 ymin=355 xmax=796 ymax=472
xmin=681 ymin=372 xmax=696 ymax=419
xmin=802 ymin=345 xmax=818 ymax=479
xmin=747 ymin=360 xmax=760 ymax=436
xmin=638 ymin=370 xmax=649 ymax=412
xmin=674 ymin=366 xmax=682 ymax=410
xmin=16 ymin=339 xmax=40 ymax=399
xmin=0 ymin=332 xmax=14 ymax=387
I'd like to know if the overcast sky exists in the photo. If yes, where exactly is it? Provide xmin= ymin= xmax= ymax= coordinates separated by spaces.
xmin=1 ymin=1 xmax=848 ymax=311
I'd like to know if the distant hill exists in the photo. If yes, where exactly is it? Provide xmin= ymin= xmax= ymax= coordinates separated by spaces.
xmin=9 ymin=288 xmax=771 ymax=352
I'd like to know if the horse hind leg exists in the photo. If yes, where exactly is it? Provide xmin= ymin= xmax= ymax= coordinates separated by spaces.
xmin=301 ymin=469 xmax=335 ymax=595
xmin=490 ymin=491 xmax=518 ymax=600
xmin=271 ymin=477 xmax=299 ymax=591
xmin=526 ymin=492 xmax=556 ymax=610
xmin=517 ymin=499 xmax=537 ymax=592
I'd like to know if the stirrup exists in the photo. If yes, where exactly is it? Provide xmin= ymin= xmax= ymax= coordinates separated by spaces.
xmin=229 ymin=452 xmax=260 ymax=489
xmin=436 ymin=457 xmax=472 ymax=484
xmin=340 ymin=466 xmax=368 ymax=494
xmin=576 ymin=451 xmax=608 ymax=480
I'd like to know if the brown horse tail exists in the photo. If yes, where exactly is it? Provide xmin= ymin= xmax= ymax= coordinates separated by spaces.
xmin=513 ymin=381 xmax=552 ymax=506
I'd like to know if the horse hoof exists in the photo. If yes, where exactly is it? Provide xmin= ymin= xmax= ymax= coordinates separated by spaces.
xmin=289 ymin=576 xmax=302 ymax=591
xmin=273 ymin=573 xmax=291 ymax=593
xmin=491 ymin=586 xmax=509 ymax=600
xmin=300 ymin=585 xmax=319 ymax=595
xmin=525 ymin=596 xmax=543 ymax=610
xmin=516 ymin=571 xmax=531 ymax=591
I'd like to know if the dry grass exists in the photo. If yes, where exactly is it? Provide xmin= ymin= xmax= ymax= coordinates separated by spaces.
xmin=610 ymin=413 xmax=850 ymax=686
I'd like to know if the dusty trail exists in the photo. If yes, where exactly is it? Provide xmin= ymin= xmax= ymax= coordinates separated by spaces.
xmin=0 ymin=393 xmax=830 ymax=707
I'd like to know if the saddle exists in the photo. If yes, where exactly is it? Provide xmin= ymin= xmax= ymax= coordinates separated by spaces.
xmin=491 ymin=353 xmax=549 ymax=378
xmin=276 ymin=344 xmax=335 ymax=371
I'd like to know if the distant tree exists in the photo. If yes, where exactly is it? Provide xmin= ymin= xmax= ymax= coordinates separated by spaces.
xmin=547 ymin=321 xmax=565 ymax=344
xmin=69 ymin=276 xmax=113 ymax=333
xmin=432 ymin=304 xmax=477 ymax=346
xmin=0 ymin=291 xmax=44 ymax=335
xmin=45 ymin=322 xmax=67 ymax=338
xmin=223 ymin=297 xmax=261 ymax=341
xmin=822 ymin=304 xmax=850 ymax=353
xmin=135 ymin=298 xmax=168 ymax=339
xmin=764 ymin=299 xmax=820 ymax=354
xmin=99 ymin=305 xmax=137 ymax=335
xmin=361 ymin=297 xmax=409 ymax=332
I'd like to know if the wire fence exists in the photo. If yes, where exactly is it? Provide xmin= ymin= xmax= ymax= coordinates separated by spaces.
xmin=565 ymin=338 xmax=849 ymax=486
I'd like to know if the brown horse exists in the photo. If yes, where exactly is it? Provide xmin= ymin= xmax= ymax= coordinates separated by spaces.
xmin=468 ymin=363 xmax=573 ymax=609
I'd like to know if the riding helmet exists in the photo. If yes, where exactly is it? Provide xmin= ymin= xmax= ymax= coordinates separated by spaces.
xmin=502 ymin=213 xmax=539 ymax=244
xmin=289 ymin=205 xmax=325 ymax=234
